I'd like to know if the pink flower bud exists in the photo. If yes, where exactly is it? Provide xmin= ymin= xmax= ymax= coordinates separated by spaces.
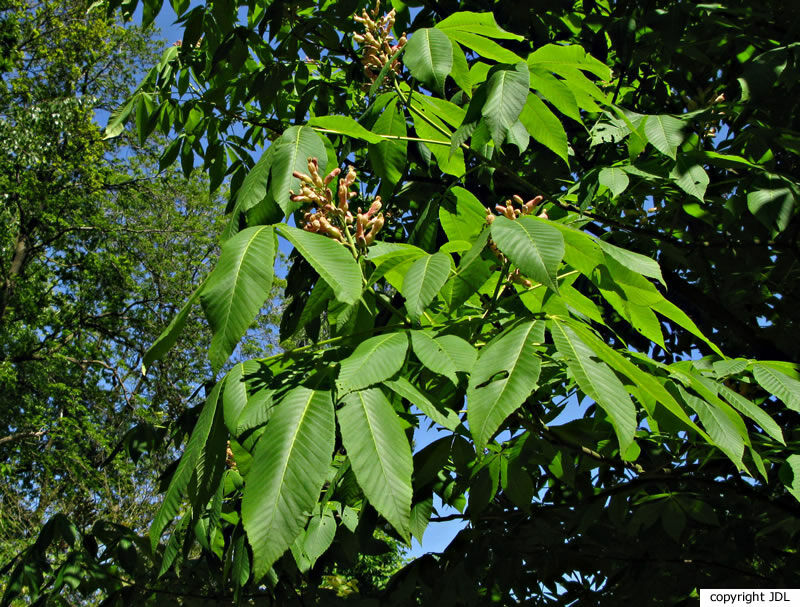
xmin=323 ymin=167 xmax=341 ymax=185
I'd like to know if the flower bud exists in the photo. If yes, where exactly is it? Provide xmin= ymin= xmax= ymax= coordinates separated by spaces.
xmin=323 ymin=167 xmax=341 ymax=185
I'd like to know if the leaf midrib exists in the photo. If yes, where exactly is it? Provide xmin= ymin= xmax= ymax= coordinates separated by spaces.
xmin=217 ymin=227 xmax=269 ymax=339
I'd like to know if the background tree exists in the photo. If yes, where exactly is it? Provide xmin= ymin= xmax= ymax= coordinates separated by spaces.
xmin=4 ymin=0 xmax=800 ymax=605
xmin=0 ymin=0 xmax=240 ymax=571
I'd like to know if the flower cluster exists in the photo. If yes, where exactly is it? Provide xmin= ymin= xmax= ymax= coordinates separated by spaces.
xmin=353 ymin=1 xmax=407 ymax=88
xmin=290 ymin=158 xmax=384 ymax=250
xmin=486 ymin=195 xmax=548 ymax=288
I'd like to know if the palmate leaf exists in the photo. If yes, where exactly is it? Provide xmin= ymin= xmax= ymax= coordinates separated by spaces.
xmin=150 ymin=378 xmax=225 ymax=550
xmin=269 ymin=126 xmax=327 ymax=216
xmin=445 ymin=30 xmax=523 ymax=63
xmin=241 ymin=388 xmax=335 ymax=581
xmin=235 ymin=144 xmax=275 ymax=213
xmin=401 ymin=252 xmax=451 ymax=322
xmin=598 ymin=167 xmax=629 ymax=197
xmin=747 ymin=187 xmax=796 ymax=233
xmin=481 ymin=63 xmax=530 ymax=148
xmin=529 ymin=68 xmax=582 ymax=124
xmin=678 ymin=386 xmax=746 ymax=470
xmin=411 ymin=331 xmax=459 ymax=384
xmin=563 ymin=319 xmax=705 ymax=437
xmin=519 ymin=93 xmax=569 ymax=164
xmin=368 ymin=98 xmax=407 ymax=186
xmin=526 ymin=44 xmax=611 ymax=80
xmin=753 ymin=364 xmax=800 ymax=412
xmin=277 ymin=225 xmax=361 ymax=305
xmin=338 ymin=388 xmax=413 ymax=539
xmin=404 ymin=28 xmax=452 ymax=94
xmin=384 ymin=376 xmax=461 ymax=431
xmin=337 ymin=332 xmax=409 ymax=394
xmin=549 ymin=321 xmax=637 ymax=455
xmin=435 ymin=11 xmax=523 ymax=41
xmin=467 ymin=321 xmax=544 ymax=448
xmin=200 ymin=226 xmax=276 ymax=371
xmin=643 ymin=114 xmax=684 ymax=159
xmin=670 ymin=155 xmax=709 ymax=201
xmin=308 ymin=115 xmax=384 ymax=144
xmin=490 ymin=215 xmax=564 ymax=292
xmin=439 ymin=186 xmax=487 ymax=243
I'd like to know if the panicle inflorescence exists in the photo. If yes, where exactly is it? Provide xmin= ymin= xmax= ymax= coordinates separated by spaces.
xmin=352 ymin=0 xmax=407 ymax=89
xmin=290 ymin=158 xmax=384 ymax=250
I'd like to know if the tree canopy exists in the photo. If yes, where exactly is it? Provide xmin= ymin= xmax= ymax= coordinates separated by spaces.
xmin=4 ymin=0 xmax=800 ymax=605
xmin=0 ymin=0 xmax=231 ymax=571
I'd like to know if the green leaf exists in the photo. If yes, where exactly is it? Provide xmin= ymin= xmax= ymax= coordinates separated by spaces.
xmin=670 ymin=155 xmax=709 ymax=201
xmin=368 ymin=99 xmax=407 ymax=185
xmin=753 ymin=364 xmax=800 ymax=412
xmin=643 ymin=115 xmax=684 ymax=159
xmin=679 ymin=388 xmax=745 ymax=469
xmin=223 ymin=361 xmax=258 ymax=434
xmin=439 ymin=186 xmax=487 ymax=243
xmin=467 ymin=321 xmax=544 ymax=447
xmin=150 ymin=379 xmax=224 ymax=550
xmin=104 ymin=95 xmax=136 ymax=139
xmin=564 ymin=319 xmax=703 ymax=436
xmin=270 ymin=126 xmax=328 ymax=216
xmin=384 ymin=377 xmax=461 ymax=431
xmin=301 ymin=510 xmax=337 ymax=568
xmin=200 ymin=226 xmax=276 ymax=370
xmin=417 ymin=96 xmax=466 ymax=128
xmin=519 ymin=93 xmax=569 ymax=164
xmin=747 ymin=187 xmax=796 ymax=233
xmin=652 ymin=299 xmax=723 ymax=357
xmin=598 ymin=167 xmax=629 ymax=198
xmin=337 ymin=332 xmax=409 ymax=394
xmin=404 ymin=28 xmax=453 ymax=94
xmin=235 ymin=145 xmax=275 ymax=212
xmin=411 ymin=331 xmax=459 ymax=384
xmin=529 ymin=68 xmax=582 ymax=124
xmin=490 ymin=215 xmax=565 ymax=292
xmin=781 ymin=455 xmax=800 ymax=502
xmin=549 ymin=321 xmax=637 ymax=454
xmin=277 ymin=225 xmax=361 ymax=305
xmin=598 ymin=240 xmax=665 ymax=285
xmin=717 ymin=384 xmax=784 ymax=444
xmin=412 ymin=110 xmax=465 ymax=176
xmin=436 ymin=11 xmax=523 ymax=41
xmin=308 ymin=115 xmax=384 ymax=144
xmin=241 ymin=388 xmax=335 ymax=580
xmin=446 ymin=30 xmax=524 ymax=63
xmin=447 ymin=229 xmax=494 ymax=310
xmin=142 ymin=274 xmax=209 ymax=374
xmin=410 ymin=496 xmax=433 ymax=543
xmin=436 ymin=334 xmax=477 ymax=372
xmin=401 ymin=252 xmax=452 ymax=321
xmin=527 ymin=44 xmax=611 ymax=80
xmin=339 ymin=389 xmax=413 ymax=539
xmin=482 ymin=63 xmax=530 ymax=147
xmin=450 ymin=41 xmax=472 ymax=96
